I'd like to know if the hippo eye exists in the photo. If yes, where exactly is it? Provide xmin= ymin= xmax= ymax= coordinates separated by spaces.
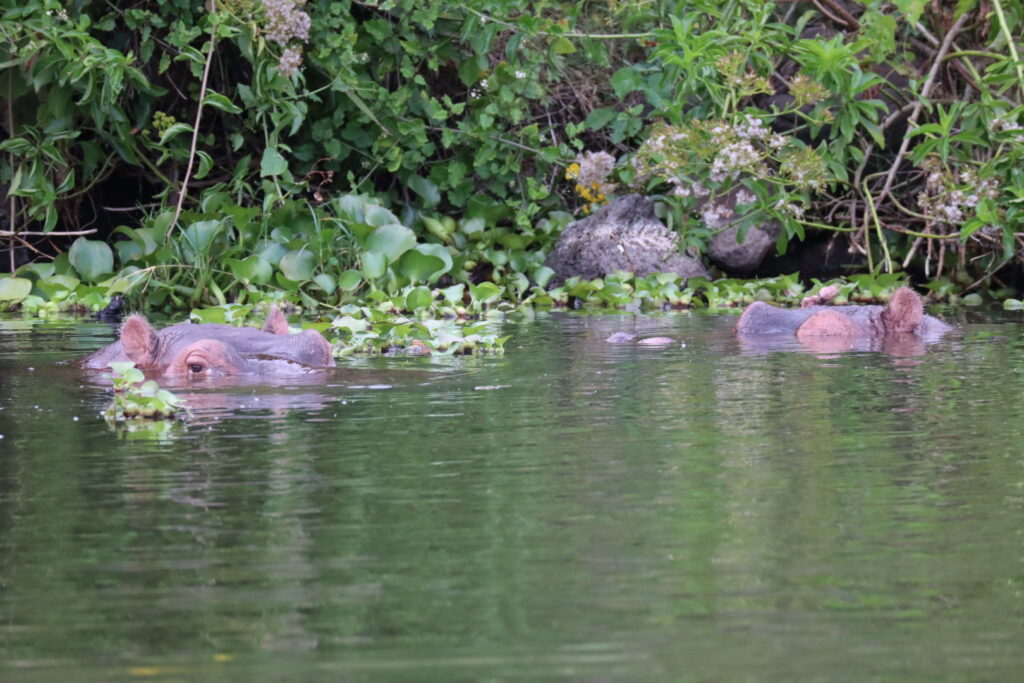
xmin=188 ymin=363 xmax=205 ymax=374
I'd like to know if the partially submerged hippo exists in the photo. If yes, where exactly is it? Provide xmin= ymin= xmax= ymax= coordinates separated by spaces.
xmin=84 ymin=307 xmax=335 ymax=377
xmin=735 ymin=287 xmax=952 ymax=349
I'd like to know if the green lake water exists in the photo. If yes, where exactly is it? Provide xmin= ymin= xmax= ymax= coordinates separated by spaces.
xmin=1 ymin=308 xmax=1022 ymax=683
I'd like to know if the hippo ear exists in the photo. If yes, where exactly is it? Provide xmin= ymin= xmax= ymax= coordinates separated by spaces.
xmin=881 ymin=288 xmax=924 ymax=334
xmin=120 ymin=314 xmax=159 ymax=367
xmin=263 ymin=306 xmax=290 ymax=335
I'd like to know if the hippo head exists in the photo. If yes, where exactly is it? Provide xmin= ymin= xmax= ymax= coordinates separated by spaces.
xmin=86 ymin=307 xmax=335 ymax=378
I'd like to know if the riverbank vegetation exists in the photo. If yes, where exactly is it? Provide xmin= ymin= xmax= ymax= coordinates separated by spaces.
xmin=2 ymin=0 xmax=1022 ymax=321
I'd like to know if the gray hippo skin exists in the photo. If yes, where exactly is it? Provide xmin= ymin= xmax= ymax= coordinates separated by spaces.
xmin=83 ymin=306 xmax=335 ymax=377
xmin=735 ymin=288 xmax=952 ymax=353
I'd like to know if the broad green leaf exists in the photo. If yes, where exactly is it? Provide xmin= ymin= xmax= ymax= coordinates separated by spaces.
xmin=532 ymin=265 xmax=556 ymax=288
xmin=364 ymin=205 xmax=401 ymax=228
xmin=0 ymin=277 xmax=32 ymax=302
xmin=68 ymin=238 xmax=114 ymax=282
xmin=260 ymin=146 xmax=288 ymax=176
xmin=278 ymin=249 xmax=316 ymax=282
xmin=361 ymin=250 xmax=386 ymax=280
xmin=338 ymin=269 xmax=363 ymax=291
xmin=398 ymin=249 xmax=445 ymax=283
xmin=228 ymin=255 xmax=272 ymax=285
xmin=405 ymin=286 xmax=434 ymax=310
xmin=182 ymin=220 xmax=224 ymax=256
xmin=366 ymin=224 xmax=416 ymax=263
xmin=313 ymin=273 xmax=336 ymax=295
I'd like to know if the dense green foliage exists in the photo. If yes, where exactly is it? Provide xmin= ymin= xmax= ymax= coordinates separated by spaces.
xmin=1 ymin=0 xmax=1023 ymax=314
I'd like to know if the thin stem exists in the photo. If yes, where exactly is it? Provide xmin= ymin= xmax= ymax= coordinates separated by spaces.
xmin=991 ymin=0 xmax=1024 ymax=97
xmin=165 ymin=7 xmax=218 ymax=245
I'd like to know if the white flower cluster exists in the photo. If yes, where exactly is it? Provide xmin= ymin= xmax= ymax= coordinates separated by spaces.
xmin=992 ymin=117 xmax=1024 ymax=142
xmin=701 ymin=202 xmax=733 ymax=229
xmin=263 ymin=0 xmax=310 ymax=77
xmin=710 ymin=140 xmax=761 ymax=182
xmin=277 ymin=47 xmax=303 ymax=78
xmin=264 ymin=0 xmax=311 ymax=44
xmin=917 ymin=162 xmax=1000 ymax=227
xmin=574 ymin=151 xmax=615 ymax=189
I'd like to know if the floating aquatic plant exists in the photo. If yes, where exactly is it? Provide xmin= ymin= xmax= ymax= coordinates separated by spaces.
xmin=104 ymin=362 xmax=189 ymax=421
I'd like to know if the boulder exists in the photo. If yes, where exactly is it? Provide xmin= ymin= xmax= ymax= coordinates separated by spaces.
xmin=704 ymin=188 xmax=781 ymax=274
xmin=544 ymin=194 xmax=708 ymax=286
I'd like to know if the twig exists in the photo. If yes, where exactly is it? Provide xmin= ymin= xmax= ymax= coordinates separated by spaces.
xmin=165 ymin=7 xmax=218 ymax=245
xmin=876 ymin=12 xmax=970 ymax=206
xmin=0 ymin=229 xmax=97 ymax=237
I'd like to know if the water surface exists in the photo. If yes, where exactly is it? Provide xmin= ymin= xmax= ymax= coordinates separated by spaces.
xmin=1 ymin=308 xmax=1022 ymax=682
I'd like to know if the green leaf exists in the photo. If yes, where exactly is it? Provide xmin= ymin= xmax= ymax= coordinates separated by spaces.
xmin=68 ymin=238 xmax=114 ymax=282
xmin=407 ymin=174 xmax=441 ymax=208
xmin=228 ymin=255 xmax=272 ymax=285
xmin=278 ymin=249 xmax=316 ymax=282
xmin=584 ymin=107 xmax=617 ymax=131
xmin=338 ymin=269 xmax=363 ymax=291
xmin=182 ymin=220 xmax=224 ymax=256
xmin=159 ymin=122 xmax=193 ymax=145
xmin=0 ymin=277 xmax=32 ymax=302
xmin=397 ymin=247 xmax=447 ymax=283
xmin=405 ymin=286 xmax=434 ymax=310
xmin=532 ymin=265 xmax=556 ymax=288
xmin=260 ymin=146 xmax=288 ymax=177
xmin=551 ymin=37 xmax=576 ymax=54
xmin=203 ymin=91 xmax=243 ymax=114
xmin=313 ymin=273 xmax=336 ymax=295
xmin=366 ymin=224 xmax=417 ymax=263
xmin=361 ymin=250 xmax=387 ymax=280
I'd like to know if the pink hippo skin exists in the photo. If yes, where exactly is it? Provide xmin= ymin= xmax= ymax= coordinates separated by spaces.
xmin=83 ymin=306 xmax=335 ymax=378
xmin=735 ymin=288 xmax=952 ymax=354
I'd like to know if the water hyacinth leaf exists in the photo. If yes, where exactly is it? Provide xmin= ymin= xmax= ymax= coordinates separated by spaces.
xmin=256 ymin=240 xmax=288 ymax=266
xmin=36 ymin=274 xmax=80 ymax=297
xmin=347 ymin=222 xmax=377 ymax=246
xmin=68 ymin=238 xmax=114 ymax=282
xmin=532 ymin=265 xmax=555 ymax=288
xmin=364 ymin=205 xmax=401 ymax=228
xmin=332 ymin=315 xmax=370 ymax=333
xmin=338 ymin=269 xmax=363 ymax=291
xmin=398 ymin=243 xmax=452 ymax=283
xmin=440 ymin=284 xmax=465 ymax=304
xmin=17 ymin=262 xmax=55 ymax=279
xmin=361 ymin=250 xmax=386 ymax=279
xmin=278 ymin=249 xmax=316 ymax=282
xmin=366 ymin=224 xmax=416 ymax=263
xmin=228 ymin=255 xmax=272 ymax=285
xmin=260 ymin=146 xmax=288 ymax=177
xmin=313 ymin=273 xmax=336 ymax=295
xmin=405 ymin=286 xmax=434 ymax=311
xmin=469 ymin=281 xmax=502 ymax=304
xmin=459 ymin=216 xmax=486 ymax=239
xmin=0 ymin=277 xmax=32 ymax=302
xmin=183 ymin=220 xmax=224 ymax=255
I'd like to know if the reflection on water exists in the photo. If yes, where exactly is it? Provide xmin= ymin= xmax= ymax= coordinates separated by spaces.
xmin=1 ymin=308 xmax=1023 ymax=683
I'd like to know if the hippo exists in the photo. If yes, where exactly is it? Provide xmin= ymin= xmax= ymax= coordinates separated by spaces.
xmin=83 ymin=306 xmax=335 ymax=377
xmin=735 ymin=287 xmax=953 ymax=352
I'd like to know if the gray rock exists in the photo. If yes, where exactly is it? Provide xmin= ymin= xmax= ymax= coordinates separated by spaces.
xmin=544 ymin=194 xmax=708 ymax=286
xmin=705 ymin=189 xmax=781 ymax=274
